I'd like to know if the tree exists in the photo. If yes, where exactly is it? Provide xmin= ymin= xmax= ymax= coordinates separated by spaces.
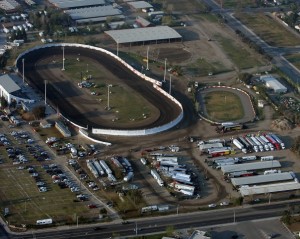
xmin=0 ymin=96 xmax=8 ymax=109
xmin=165 ymin=225 xmax=174 ymax=237
xmin=32 ymin=105 xmax=46 ymax=119
xmin=281 ymin=210 xmax=292 ymax=225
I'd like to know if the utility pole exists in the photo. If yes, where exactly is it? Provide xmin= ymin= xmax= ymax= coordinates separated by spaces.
xmin=44 ymin=80 xmax=47 ymax=106
xmin=269 ymin=193 xmax=272 ymax=204
xmin=177 ymin=204 xmax=179 ymax=215
xmin=163 ymin=58 xmax=167 ymax=82
xmin=135 ymin=222 xmax=138 ymax=236
xmin=117 ymin=39 xmax=119 ymax=57
xmin=233 ymin=210 xmax=236 ymax=223
xmin=169 ymin=74 xmax=172 ymax=95
xmin=62 ymin=46 xmax=65 ymax=71
xmin=22 ymin=58 xmax=25 ymax=84
xmin=107 ymin=84 xmax=112 ymax=110
xmin=146 ymin=46 xmax=149 ymax=70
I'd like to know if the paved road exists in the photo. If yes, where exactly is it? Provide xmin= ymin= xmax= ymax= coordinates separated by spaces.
xmin=3 ymin=200 xmax=299 ymax=239
xmin=202 ymin=0 xmax=300 ymax=89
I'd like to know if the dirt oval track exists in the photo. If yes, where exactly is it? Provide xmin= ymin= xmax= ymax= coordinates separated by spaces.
xmin=17 ymin=46 xmax=182 ymax=130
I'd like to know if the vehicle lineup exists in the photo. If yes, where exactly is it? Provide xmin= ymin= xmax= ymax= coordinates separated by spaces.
xmin=0 ymin=0 xmax=300 ymax=238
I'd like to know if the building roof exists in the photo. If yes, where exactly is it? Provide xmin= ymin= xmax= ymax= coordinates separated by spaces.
xmin=64 ymin=5 xmax=122 ymax=20
xmin=127 ymin=1 xmax=153 ymax=9
xmin=49 ymin=0 xmax=105 ymax=9
xmin=136 ymin=16 xmax=151 ymax=27
xmin=231 ymin=172 xmax=294 ymax=187
xmin=221 ymin=160 xmax=281 ymax=174
xmin=105 ymin=26 xmax=182 ymax=44
xmin=260 ymin=75 xmax=287 ymax=92
xmin=76 ymin=15 xmax=125 ymax=24
xmin=239 ymin=181 xmax=300 ymax=196
xmin=0 ymin=74 xmax=21 ymax=93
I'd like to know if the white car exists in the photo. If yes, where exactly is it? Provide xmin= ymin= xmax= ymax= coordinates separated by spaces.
xmin=208 ymin=204 xmax=217 ymax=208
xmin=220 ymin=201 xmax=229 ymax=206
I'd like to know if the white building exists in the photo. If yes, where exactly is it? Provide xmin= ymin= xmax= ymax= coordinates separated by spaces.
xmin=260 ymin=75 xmax=287 ymax=93
xmin=0 ymin=74 xmax=34 ymax=104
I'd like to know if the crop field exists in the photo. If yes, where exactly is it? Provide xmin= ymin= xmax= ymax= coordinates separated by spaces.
xmin=0 ymin=166 xmax=95 ymax=226
xmin=285 ymin=54 xmax=300 ymax=71
xmin=234 ymin=13 xmax=300 ymax=47
xmin=204 ymin=91 xmax=244 ymax=121
xmin=214 ymin=33 xmax=264 ymax=69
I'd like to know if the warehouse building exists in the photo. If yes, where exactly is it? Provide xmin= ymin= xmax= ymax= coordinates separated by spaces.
xmin=48 ymin=0 xmax=105 ymax=9
xmin=231 ymin=172 xmax=294 ymax=187
xmin=221 ymin=160 xmax=281 ymax=174
xmin=64 ymin=5 xmax=123 ymax=24
xmin=239 ymin=181 xmax=300 ymax=196
xmin=260 ymin=75 xmax=287 ymax=94
xmin=127 ymin=1 xmax=153 ymax=10
xmin=105 ymin=26 xmax=182 ymax=45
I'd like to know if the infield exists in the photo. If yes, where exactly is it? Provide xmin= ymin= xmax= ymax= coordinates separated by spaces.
xmin=203 ymin=91 xmax=244 ymax=122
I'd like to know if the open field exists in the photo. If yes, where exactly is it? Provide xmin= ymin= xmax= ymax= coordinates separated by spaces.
xmin=204 ymin=91 xmax=244 ymax=121
xmin=285 ymin=54 xmax=300 ymax=71
xmin=215 ymin=0 xmax=259 ymax=8
xmin=214 ymin=33 xmax=264 ymax=70
xmin=0 ymin=166 xmax=93 ymax=226
xmin=234 ymin=13 xmax=300 ymax=47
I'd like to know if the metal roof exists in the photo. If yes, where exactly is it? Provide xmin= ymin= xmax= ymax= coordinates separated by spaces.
xmin=76 ymin=15 xmax=125 ymax=24
xmin=0 ymin=74 xmax=20 ymax=93
xmin=65 ymin=6 xmax=122 ymax=20
xmin=231 ymin=172 xmax=294 ymax=187
xmin=127 ymin=1 xmax=153 ymax=9
xmin=49 ymin=0 xmax=105 ymax=9
xmin=136 ymin=16 xmax=151 ymax=27
xmin=105 ymin=26 xmax=182 ymax=44
xmin=221 ymin=160 xmax=281 ymax=174
xmin=239 ymin=181 xmax=300 ymax=196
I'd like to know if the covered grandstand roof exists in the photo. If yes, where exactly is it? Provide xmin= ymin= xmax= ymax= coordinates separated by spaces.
xmin=231 ymin=172 xmax=294 ymax=187
xmin=105 ymin=26 xmax=182 ymax=44
xmin=64 ymin=6 xmax=122 ymax=20
xmin=127 ymin=1 xmax=153 ymax=9
xmin=0 ymin=74 xmax=20 ymax=93
xmin=239 ymin=181 xmax=300 ymax=196
xmin=221 ymin=160 xmax=281 ymax=174
xmin=49 ymin=0 xmax=105 ymax=9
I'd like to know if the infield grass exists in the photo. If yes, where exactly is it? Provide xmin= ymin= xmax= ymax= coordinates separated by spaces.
xmin=234 ymin=12 xmax=300 ymax=47
xmin=62 ymin=58 xmax=156 ymax=123
xmin=204 ymin=91 xmax=244 ymax=121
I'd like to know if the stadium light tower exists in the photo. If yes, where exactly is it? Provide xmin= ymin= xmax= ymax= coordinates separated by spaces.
xmin=169 ymin=74 xmax=172 ymax=95
xmin=22 ymin=58 xmax=25 ymax=84
xmin=62 ymin=46 xmax=65 ymax=71
xmin=146 ymin=46 xmax=149 ymax=70
xmin=163 ymin=58 xmax=167 ymax=82
xmin=107 ymin=84 xmax=112 ymax=110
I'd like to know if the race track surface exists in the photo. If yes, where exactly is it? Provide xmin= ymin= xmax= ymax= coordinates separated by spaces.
xmin=18 ymin=46 xmax=182 ymax=130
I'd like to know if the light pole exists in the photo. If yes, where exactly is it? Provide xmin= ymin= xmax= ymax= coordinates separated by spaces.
xmin=169 ymin=74 xmax=172 ymax=95
xmin=86 ymin=64 xmax=88 ymax=73
xmin=233 ymin=210 xmax=236 ymax=223
xmin=22 ymin=58 xmax=25 ymax=84
xmin=163 ymin=58 xmax=167 ymax=82
xmin=44 ymin=80 xmax=47 ymax=106
xmin=62 ymin=46 xmax=65 ymax=71
xmin=135 ymin=222 xmax=138 ymax=236
xmin=77 ymin=215 xmax=79 ymax=228
xmin=117 ymin=39 xmax=119 ymax=57
xmin=107 ymin=84 xmax=112 ymax=110
xmin=176 ymin=204 xmax=179 ymax=215
xmin=146 ymin=46 xmax=149 ymax=70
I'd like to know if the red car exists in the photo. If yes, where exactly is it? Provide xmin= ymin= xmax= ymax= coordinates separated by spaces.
xmin=88 ymin=204 xmax=97 ymax=209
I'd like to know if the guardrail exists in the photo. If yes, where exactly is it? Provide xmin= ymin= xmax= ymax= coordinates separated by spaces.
xmin=16 ymin=43 xmax=183 ymax=136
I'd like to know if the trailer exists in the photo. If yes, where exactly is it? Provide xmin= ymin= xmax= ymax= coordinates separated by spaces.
xmin=260 ymin=156 xmax=274 ymax=161
xmin=270 ymin=134 xmax=285 ymax=149
xmin=245 ymin=137 xmax=259 ymax=152
xmin=216 ymin=123 xmax=244 ymax=133
xmin=151 ymin=169 xmax=164 ymax=186
xmin=228 ymin=171 xmax=254 ymax=178
xmin=260 ymin=135 xmax=274 ymax=151
xmin=124 ymin=172 xmax=134 ymax=182
xmin=241 ymin=155 xmax=257 ymax=162
xmin=265 ymin=134 xmax=280 ymax=150
xmin=232 ymin=139 xmax=247 ymax=153
xmin=99 ymin=160 xmax=112 ymax=175
xmin=255 ymin=136 xmax=269 ymax=151
xmin=86 ymin=160 xmax=99 ymax=178
xmin=251 ymin=136 xmax=263 ymax=152
xmin=156 ymin=156 xmax=178 ymax=162
xmin=238 ymin=137 xmax=251 ymax=149
xmin=208 ymin=147 xmax=234 ymax=157
xmin=93 ymin=160 xmax=105 ymax=176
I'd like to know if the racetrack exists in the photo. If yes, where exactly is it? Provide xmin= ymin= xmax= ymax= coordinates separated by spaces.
xmin=17 ymin=46 xmax=182 ymax=130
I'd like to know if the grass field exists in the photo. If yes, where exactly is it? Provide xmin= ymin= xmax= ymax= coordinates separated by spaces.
xmin=204 ymin=91 xmax=244 ymax=121
xmin=0 ymin=166 xmax=94 ymax=226
xmin=214 ymin=33 xmax=264 ymax=69
xmin=234 ymin=13 xmax=300 ymax=47
xmin=215 ymin=0 xmax=259 ymax=8
xmin=62 ymin=58 xmax=157 ymax=123
xmin=185 ymin=57 xmax=230 ymax=76
xmin=285 ymin=54 xmax=300 ymax=71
